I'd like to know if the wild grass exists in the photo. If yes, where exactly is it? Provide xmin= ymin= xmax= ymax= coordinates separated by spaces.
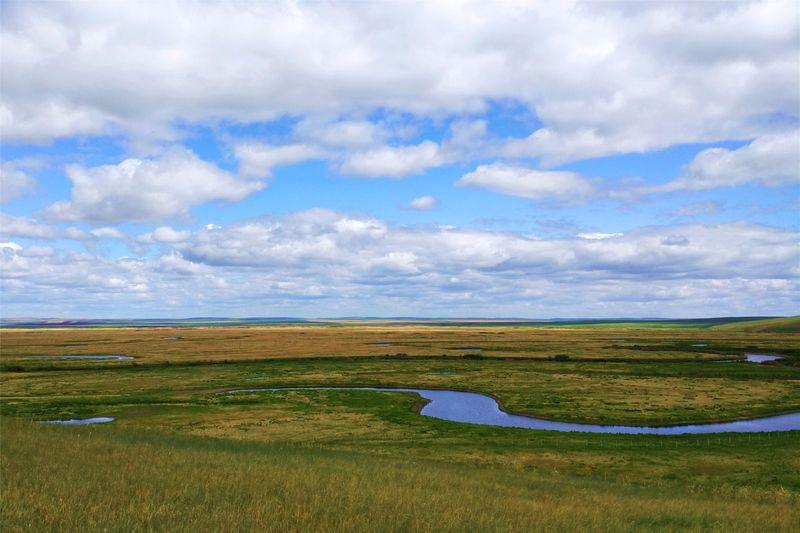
xmin=2 ymin=324 xmax=798 ymax=369
xmin=1 ymin=325 xmax=799 ymax=531
xmin=2 ymin=420 xmax=798 ymax=532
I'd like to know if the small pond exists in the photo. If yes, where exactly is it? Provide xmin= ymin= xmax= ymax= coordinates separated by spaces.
xmin=28 ymin=354 xmax=135 ymax=361
xmin=43 ymin=417 xmax=115 ymax=425
xmin=744 ymin=353 xmax=783 ymax=363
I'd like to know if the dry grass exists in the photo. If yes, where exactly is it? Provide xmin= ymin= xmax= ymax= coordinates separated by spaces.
xmin=2 ymin=324 xmax=798 ymax=366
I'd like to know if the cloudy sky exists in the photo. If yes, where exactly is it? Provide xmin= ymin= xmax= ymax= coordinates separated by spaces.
xmin=1 ymin=1 xmax=798 ymax=318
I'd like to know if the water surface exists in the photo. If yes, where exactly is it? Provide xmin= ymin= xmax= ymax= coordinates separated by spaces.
xmin=43 ymin=417 xmax=115 ymax=425
xmin=229 ymin=387 xmax=800 ymax=435
xmin=28 ymin=354 xmax=134 ymax=361
xmin=744 ymin=353 xmax=783 ymax=363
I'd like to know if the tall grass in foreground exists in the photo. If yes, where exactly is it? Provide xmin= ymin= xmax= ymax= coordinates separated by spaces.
xmin=1 ymin=421 xmax=797 ymax=532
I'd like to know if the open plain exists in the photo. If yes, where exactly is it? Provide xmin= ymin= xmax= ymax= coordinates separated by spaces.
xmin=1 ymin=319 xmax=799 ymax=531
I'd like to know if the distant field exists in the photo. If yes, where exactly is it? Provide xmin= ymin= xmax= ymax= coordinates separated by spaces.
xmin=712 ymin=316 xmax=800 ymax=334
xmin=1 ymin=324 xmax=799 ymax=531
xmin=2 ymin=322 xmax=799 ymax=369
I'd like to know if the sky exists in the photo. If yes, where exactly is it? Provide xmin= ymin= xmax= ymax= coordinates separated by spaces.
xmin=0 ymin=0 xmax=798 ymax=319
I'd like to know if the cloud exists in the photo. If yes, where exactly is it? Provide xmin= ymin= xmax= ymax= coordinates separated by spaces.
xmin=577 ymin=233 xmax=622 ymax=240
xmin=45 ymin=149 xmax=263 ymax=223
xmin=293 ymin=118 xmax=387 ymax=148
xmin=0 ymin=162 xmax=36 ymax=203
xmin=340 ymin=141 xmax=443 ymax=178
xmin=234 ymin=142 xmax=322 ymax=178
xmin=4 ymin=1 xmax=794 ymax=163
xmin=137 ymin=226 xmax=191 ymax=244
xmin=0 ymin=213 xmax=63 ymax=240
xmin=174 ymin=210 xmax=798 ymax=283
xmin=90 ymin=227 xmax=125 ymax=239
xmin=456 ymin=163 xmax=595 ymax=202
xmin=673 ymin=201 xmax=721 ymax=217
xmin=0 ymin=213 xmax=127 ymax=242
xmin=404 ymin=196 xmax=438 ymax=211
xmin=2 ymin=210 xmax=797 ymax=316
xmin=0 ymin=241 xmax=23 ymax=252
xmin=665 ymin=131 xmax=800 ymax=191
xmin=617 ymin=132 xmax=800 ymax=199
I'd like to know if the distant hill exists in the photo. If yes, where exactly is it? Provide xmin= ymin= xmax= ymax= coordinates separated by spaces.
xmin=711 ymin=316 xmax=800 ymax=333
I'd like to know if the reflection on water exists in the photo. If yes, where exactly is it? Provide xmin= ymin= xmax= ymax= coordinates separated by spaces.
xmin=228 ymin=387 xmax=800 ymax=435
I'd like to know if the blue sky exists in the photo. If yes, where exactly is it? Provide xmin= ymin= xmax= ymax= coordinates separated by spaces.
xmin=1 ymin=1 xmax=798 ymax=318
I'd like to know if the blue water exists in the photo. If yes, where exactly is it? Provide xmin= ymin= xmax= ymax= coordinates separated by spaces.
xmin=28 ymin=355 xmax=135 ymax=360
xmin=43 ymin=417 xmax=115 ymax=425
xmin=228 ymin=387 xmax=800 ymax=435
xmin=744 ymin=353 xmax=783 ymax=363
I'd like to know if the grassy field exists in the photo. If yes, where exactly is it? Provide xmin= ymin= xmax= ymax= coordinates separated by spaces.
xmin=1 ymin=322 xmax=799 ymax=531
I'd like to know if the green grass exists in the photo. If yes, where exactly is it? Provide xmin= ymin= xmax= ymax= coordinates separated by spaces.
xmin=712 ymin=316 xmax=800 ymax=334
xmin=2 ymin=325 xmax=799 ymax=531
xmin=2 ymin=420 xmax=798 ymax=532
xmin=3 ymin=357 xmax=799 ymax=425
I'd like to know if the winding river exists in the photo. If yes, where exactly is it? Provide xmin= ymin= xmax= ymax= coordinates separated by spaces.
xmin=228 ymin=387 xmax=800 ymax=435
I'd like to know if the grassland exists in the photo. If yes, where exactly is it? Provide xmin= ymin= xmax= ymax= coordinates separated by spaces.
xmin=1 ymin=322 xmax=799 ymax=531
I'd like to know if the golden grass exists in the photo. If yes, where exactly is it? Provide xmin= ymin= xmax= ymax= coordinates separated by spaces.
xmin=3 ymin=324 xmax=798 ymax=365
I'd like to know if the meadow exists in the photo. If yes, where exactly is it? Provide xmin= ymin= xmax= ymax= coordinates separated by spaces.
xmin=1 ymin=319 xmax=799 ymax=531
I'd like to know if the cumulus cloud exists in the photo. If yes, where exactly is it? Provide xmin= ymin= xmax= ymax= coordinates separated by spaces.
xmin=89 ymin=227 xmax=125 ymax=240
xmin=4 ymin=1 xmax=794 ymax=162
xmin=137 ymin=226 xmax=191 ymax=244
xmin=404 ymin=196 xmax=438 ymax=211
xmin=339 ymin=141 xmax=443 ymax=178
xmin=0 ymin=162 xmax=36 ymax=203
xmin=169 ymin=210 xmax=798 ymax=284
xmin=456 ymin=164 xmax=595 ymax=202
xmin=3 ymin=210 xmax=797 ymax=316
xmin=664 ymin=132 xmax=800 ymax=192
xmin=617 ymin=132 xmax=800 ymax=199
xmin=234 ymin=142 xmax=323 ymax=178
xmin=0 ymin=212 xmax=51 ymax=240
xmin=292 ymin=118 xmax=388 ymax=148
xmin=45 ymin=149 xmax=263 ymax=223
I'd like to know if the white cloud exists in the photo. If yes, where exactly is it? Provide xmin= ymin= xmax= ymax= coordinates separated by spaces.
xmin=456 ymin=163 xmax=595 ymax=202
xmin=404 ymin=196 xmax=438 ymax=211
xmin=234 ymin=142 xmax=322 ymax=178
xmin=293 ymin=118 xmax=387 ymax=148
xmin=0 ymin=162 xmax=36 ymax=203
xmin=339 ymin=141 xmax=443 ymax=178
xmin=616 ymin=132 xmax=800 ymax=198
xmin=674 ymin=201 xmax=721 ymax=217
xmin=0 ymin=213 xmax=124 ymax=242
xmin=577 ymin=233 xmax=622 ymax=240
xmin=5 ymin=1 xmax=793 ymax=161
xmin=137 ymin=226 xmax=191 ymax=244
xmin=89 ymin=227 xmax=125 ymax=240
xmin=0 ymin=241 xmax=22 ymax=252
xmin=2 ymin=210 xmax=797 ymax=316
xmin=0 ymin=213 xmax=59 ymax=240
xmin=45 ymin=149 xmax=263 ymax=223
xmin=665 ymin=131 xmax=800 ymax=191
